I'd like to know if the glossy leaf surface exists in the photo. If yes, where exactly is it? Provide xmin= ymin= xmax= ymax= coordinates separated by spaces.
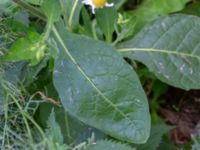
xmin=52 ymin=25 xmax=150 ymax=144
xmin=119 ymin=14 xmax=200 ymax=90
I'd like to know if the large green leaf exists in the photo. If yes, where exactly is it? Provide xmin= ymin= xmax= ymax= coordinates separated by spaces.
xmin=52 ymin=24 xmax=150 ymax=144
xmin=118 ymin=14 xmax=200 ymax=90
xmin=128 ymin=0 xmax=189 ymax=33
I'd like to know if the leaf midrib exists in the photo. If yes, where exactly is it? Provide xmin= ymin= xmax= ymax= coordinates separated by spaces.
xmin=52 ymin=26 xmax=133 ymax=124
xmin=118 ymin=48 xmax=200 ymax=60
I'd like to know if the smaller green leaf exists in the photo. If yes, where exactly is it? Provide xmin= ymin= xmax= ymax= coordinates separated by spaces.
xmin=128 ymin=0 xmax=189 ymax=33
xmin=96 ymin=7 xmax=118 ymax=43
xmin=41 ymin=0 xmax=61 ymax=23
xmin=46 ymin=109 xmax=64 ymax=144
xmin=181 ymin=1 xmax=200 ymax=17
xmin=60 ymin=0 xmax=83 ymax=30
xmin=45 ymin=109 xmax=70 ymax=149
xmin=135 ymin=123 xmax=171 ymax=150
xmin=81 ymin=7 xmax=93 ymax=36
xmin=38 ymin=102 xmax=105 ymax=145
xmin=110 ymin=0 xmax=127 ymax=9
xmin=4 ymin=32 xmax=46 ymax=65
xmin=86 ymin=140 xmax=135 ymax=150
xmin=113 ymin=13 xmax=136 ymax=45
xmin=157 ymin=135 xmax=177 ymax=150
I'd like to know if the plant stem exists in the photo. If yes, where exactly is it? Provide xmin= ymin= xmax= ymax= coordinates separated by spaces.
xmin=92 ymin=20 xmax=98 ymax=40
xmin=12 ymin=0 xmax=46 ymax=20
xmin=106 ymin=33 xmax=112 ymax=44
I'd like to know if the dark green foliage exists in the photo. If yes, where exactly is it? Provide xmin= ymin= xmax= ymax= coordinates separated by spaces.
xmin=0 ymin=0 xmax=199 ymax=149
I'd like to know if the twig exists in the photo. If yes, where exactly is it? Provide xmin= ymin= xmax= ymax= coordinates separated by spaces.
xmin=31 ymin=91 xmax=61 ymax=107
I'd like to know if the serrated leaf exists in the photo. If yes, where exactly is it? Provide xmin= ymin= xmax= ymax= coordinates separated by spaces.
xmin=52 ymin=24 xmax=150 ymax=144
xmin=118 ymin=14 xmax=200 ymax=90
xmin=46 ymin=110 xmax=70 ymax=150
xmin=46 ymin=109 xmax=64 ymax=144
xmin=38 ymin=102 xmax=105 ymax=144
xmin=86 ymin=140 xmax=135 ymax=150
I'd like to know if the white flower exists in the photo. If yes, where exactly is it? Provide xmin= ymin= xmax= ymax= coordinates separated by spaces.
xmin=82 ymin=0 xmax=114 ymax=14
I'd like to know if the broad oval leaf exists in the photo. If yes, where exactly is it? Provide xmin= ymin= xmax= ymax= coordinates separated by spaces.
xmin=52 ymin=25 xmax=150 ymax=144
xmin=118 ymin=14 xmax=200 ymax=90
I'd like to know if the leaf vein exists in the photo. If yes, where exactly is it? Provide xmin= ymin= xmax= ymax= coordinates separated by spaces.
xmin=118 ymin=48 xmax=200 ymax=60
xmin=52 ymin=26 xmax=134 ymax=125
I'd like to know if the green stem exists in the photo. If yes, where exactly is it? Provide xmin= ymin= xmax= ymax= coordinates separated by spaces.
xmin=92 ymin=20 xmax=98 ymax=40
xmin=68 ymin=0 xmax=79 ymax=28
xmin=43 ymin=21 xmax=52 ymax=41
xmin=106 ymin=33 xmax=112 ymax=44
xmin=12 ymin=0 xmax=46 ymax=20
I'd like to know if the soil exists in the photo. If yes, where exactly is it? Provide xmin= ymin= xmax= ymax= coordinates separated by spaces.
xmin=158 ymin=88 xmax=200 ymax=145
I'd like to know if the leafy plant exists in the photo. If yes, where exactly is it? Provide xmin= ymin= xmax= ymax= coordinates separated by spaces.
xmin=1 ymin=0 xmax=200 ymax=149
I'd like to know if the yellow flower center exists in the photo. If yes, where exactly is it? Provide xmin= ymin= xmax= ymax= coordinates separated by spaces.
xmin=92 ymin=0 xmax=107 ymax=8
